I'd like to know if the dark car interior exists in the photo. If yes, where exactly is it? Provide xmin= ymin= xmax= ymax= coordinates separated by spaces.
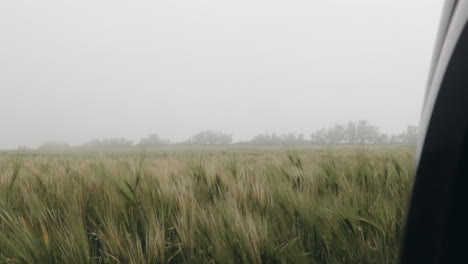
xmin=400 ymin=1 xmax=468 ymax=263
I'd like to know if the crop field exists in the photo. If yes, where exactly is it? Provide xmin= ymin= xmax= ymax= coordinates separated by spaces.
xmin=0 ymin=146 xmax=414 ymax=264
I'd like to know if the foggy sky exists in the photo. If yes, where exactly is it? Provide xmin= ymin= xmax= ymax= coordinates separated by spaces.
xmin=0 ymin=0 xmax=443 ymax=149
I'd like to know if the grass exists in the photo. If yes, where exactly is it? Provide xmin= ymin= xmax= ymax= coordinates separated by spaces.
xmin=0 ymin=146 xmax=414 ymax=264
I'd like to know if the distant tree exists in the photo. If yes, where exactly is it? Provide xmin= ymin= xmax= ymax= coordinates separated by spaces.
xmin=137 ymin=134 xmax=170 ymax=146
xmin=311 ymin=121 xmax=386 ymax=145
xmin=389 ymin=135 xmax=400 ymax=144
xmin=375 ymin=133 xmax=389 ymax=145
xmin=345 ymin=121 xmax=357 ymax=144
xmin=390 ymin=125 xmax=418 ymax=144
xmin=310 ymin=128 xmax=326 ymax=144
xmin=250 ymin=133 xmax=269 ymax=145
xmin=298 ymin=133 xmax=305 ymax=141
xmin=326 ymin=124 xmax=346 ymax=144
xmin=250 ymin=132 xmax=308 ymax=145
xmin=355 ymin=120 xmax=379 ymax=144
xmin=311 ymin=123 xmax=357 ymax=144
xmin=189 ymin=130 xmax=232 ymax=145
xmin=81 ymin=138 xmax=134 ymax=148
xmin=38 ymin=140 xmax=70 ymax=149
xmin=403 ymin=125 xmax=418 ymax=144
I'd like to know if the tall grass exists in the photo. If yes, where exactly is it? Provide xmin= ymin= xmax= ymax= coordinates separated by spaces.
xmin=0 ymin=147 xmax=413 ymax=264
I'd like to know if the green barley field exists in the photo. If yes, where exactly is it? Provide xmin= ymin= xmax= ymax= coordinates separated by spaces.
xmin=0 ymin=146 xmax=414 ymax=264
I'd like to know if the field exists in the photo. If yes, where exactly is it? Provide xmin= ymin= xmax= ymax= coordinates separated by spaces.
xmin=0 ymin=146 xmax=414 ymax=264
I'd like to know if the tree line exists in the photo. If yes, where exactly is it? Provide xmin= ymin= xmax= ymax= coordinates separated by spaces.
xmin=37 ymin=121 xmax=418 ymax=149
xmin=309 ymin=121 xmax=417 ymax=145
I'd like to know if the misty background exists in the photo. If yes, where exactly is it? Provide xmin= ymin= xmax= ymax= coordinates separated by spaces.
xmin=0 ymin=0 xmax=443 ymax=149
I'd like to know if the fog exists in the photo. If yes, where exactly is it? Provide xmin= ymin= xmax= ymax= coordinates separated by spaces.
xmin=0 ymin=0 xmax=443 ymax=149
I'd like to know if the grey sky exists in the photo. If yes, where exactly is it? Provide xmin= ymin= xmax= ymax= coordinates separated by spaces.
xmin=0 ymin=0 xmax=443 ymax=149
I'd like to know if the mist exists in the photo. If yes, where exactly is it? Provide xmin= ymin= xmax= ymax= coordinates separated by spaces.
xmin=0 ymin=0 xmax=443 ymax=149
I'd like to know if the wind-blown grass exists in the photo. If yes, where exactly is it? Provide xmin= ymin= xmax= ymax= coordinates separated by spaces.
xmin=0 ymin=147 xmax=413 ymax=264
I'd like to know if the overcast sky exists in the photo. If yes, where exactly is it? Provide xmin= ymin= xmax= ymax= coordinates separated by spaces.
xmin=0 ymin=0 xmax=443 ymax=149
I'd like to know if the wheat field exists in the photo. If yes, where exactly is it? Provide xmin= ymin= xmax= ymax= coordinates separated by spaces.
xmin=0 ymin=146 xmax=414 ymax=264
